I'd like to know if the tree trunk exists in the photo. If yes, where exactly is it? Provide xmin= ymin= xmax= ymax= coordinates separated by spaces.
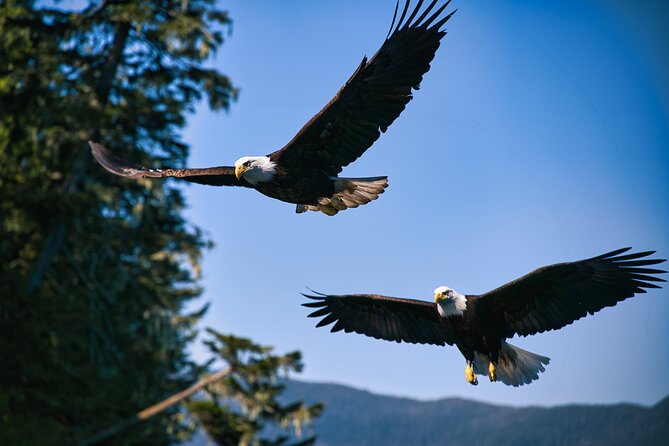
xmin=25 ymin=21 xmax=131 ymax=295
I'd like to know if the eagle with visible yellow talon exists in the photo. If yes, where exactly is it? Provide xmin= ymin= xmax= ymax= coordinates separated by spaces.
xmin=485 ymin=362 xmax=495 ymax=382
xmin=89 ymin=0 xmax=455 ymax=216
xmin=303 ymin=248 xmax=666 ymax=386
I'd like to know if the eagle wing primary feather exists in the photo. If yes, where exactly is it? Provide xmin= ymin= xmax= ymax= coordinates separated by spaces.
xmin=471 ymin=248 xmax=666 ymax=338
xmin=270 ymin=0 xmax=455 ymax=176
xmin=89 ymin=141 xmax=250 ymax=187
xmin=302 ymin=291 xmax=454 ymax=346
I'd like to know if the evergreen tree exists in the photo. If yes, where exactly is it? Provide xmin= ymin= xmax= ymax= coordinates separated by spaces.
xmin=188 ymin=330 xmax=323 ymax=446
xmin=0 ymin=0 xmax=236 ymax=444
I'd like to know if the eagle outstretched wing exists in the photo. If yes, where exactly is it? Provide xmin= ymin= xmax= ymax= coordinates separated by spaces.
xmin=470 ymin=248 xmax=666 ymax=338
xmin=270 ymin=0 xmax=455 ymax=176
xmin=89 ymin=141 xmax=250 ymax=187
xmin=303 ymin=291 xmax=455 ymax=346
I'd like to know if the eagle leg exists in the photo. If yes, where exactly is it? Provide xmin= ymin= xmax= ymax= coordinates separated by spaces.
xmin=465 ymin=361 xmax=478 ymax=386
xmin=488 ymin=362 xmax=497 ymax=382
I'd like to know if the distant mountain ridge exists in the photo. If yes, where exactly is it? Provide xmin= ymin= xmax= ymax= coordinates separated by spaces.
xmin=279 ymin=380 xmax=669 ymax=446
xmin=186 ymin=380 xmax=669 ymax=445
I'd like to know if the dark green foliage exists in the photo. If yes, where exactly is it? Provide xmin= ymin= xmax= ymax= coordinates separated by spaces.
xmin=188 ymin=330 xmax=323 ymax=446
xmin=0 ymin=0 xmax=235 ymax=444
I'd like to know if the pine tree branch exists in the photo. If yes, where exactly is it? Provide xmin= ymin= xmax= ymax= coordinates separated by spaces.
xmin=78 ymin=368 xmax=231 ymax=446
xmin=81 ymin=0 xmax=132 ymax=18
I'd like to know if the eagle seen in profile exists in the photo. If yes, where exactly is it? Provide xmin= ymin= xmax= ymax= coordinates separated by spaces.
xmin=90 ymin=0 xmax=455 ymax=215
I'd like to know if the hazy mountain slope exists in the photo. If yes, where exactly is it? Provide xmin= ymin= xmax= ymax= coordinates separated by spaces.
xmin=280 ymin=380 xmax=669 ymax=446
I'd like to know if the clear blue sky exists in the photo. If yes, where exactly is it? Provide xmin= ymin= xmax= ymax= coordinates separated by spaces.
xmin=179 ymin=0 xmax=669 ymax=407
xmin=58 ymin=0 xmax=669 ymax=407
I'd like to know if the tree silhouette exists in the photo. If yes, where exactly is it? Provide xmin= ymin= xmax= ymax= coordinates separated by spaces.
xmin=0 ymin=0 xmax=240 ymax=444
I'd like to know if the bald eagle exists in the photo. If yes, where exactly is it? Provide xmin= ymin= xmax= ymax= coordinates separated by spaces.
xmin=90 ymin=0 xmax=455 ymax=216
xmin=303 ymin=248 xmax=666 ymax=386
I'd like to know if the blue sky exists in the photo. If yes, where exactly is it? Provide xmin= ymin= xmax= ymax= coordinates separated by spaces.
xmin=178 ymin=0 xmax=669 ymax=407
xmin=53 ymin=0 xmax=668 ymax=406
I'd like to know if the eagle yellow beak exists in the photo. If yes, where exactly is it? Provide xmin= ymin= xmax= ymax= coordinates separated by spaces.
xmin=235 ymin=164 xmax=246 ymax=180
xmin=434 ymin=292 xmax=441 ymax=303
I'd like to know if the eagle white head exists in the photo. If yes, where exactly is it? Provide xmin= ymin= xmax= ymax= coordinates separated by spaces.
xmin=234 ymin=156 xmax=277 ymax=185
xmin=434 ymin=285 xmax=467 ymax=317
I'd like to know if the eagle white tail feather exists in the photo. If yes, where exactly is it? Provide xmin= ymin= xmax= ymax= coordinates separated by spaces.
xmin=296 ymin=176 xmax=388 ymax=216
xmin=472 ymin=341 xmax=550 ymax=387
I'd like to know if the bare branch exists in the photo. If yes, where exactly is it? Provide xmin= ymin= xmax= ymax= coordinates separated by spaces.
xmin=79 ymin=368 xmax=231 ymax=446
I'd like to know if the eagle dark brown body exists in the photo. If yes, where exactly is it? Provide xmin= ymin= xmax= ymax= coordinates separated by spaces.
xmin=251 ymin=164 xmax=336 ymax=205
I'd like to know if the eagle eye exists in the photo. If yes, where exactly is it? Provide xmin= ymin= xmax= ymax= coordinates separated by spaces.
xmin=244 ymin=160 xmax=251 ymax=167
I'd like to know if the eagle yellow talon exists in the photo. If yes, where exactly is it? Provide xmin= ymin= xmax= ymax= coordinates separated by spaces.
xmin=465 ymin=363 xmax=478 ymax=386
xmin=488 ymin=362 xmax=497 ymax=382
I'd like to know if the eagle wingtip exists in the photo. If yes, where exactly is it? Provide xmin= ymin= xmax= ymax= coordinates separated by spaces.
xmin=89 ymin=140 xmax=103 ymax=156
xmin=89 ymin=141 xmax=125 ymax=176
xmin=302 ymin=294 xmax=326 ymax=301
xmin=315 ymin=319 xmax=334 ymax=328
xmin=304 ymin=286 xmax=327 ymax=297
xmin=610 ymin=247 xmax=633 ymax=257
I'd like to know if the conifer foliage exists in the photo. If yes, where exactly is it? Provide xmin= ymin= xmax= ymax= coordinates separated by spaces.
xmin=189 ymin=330 xmax=323 ymax=446
xmin=0 ymin=1 xmax=318 ymax=444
